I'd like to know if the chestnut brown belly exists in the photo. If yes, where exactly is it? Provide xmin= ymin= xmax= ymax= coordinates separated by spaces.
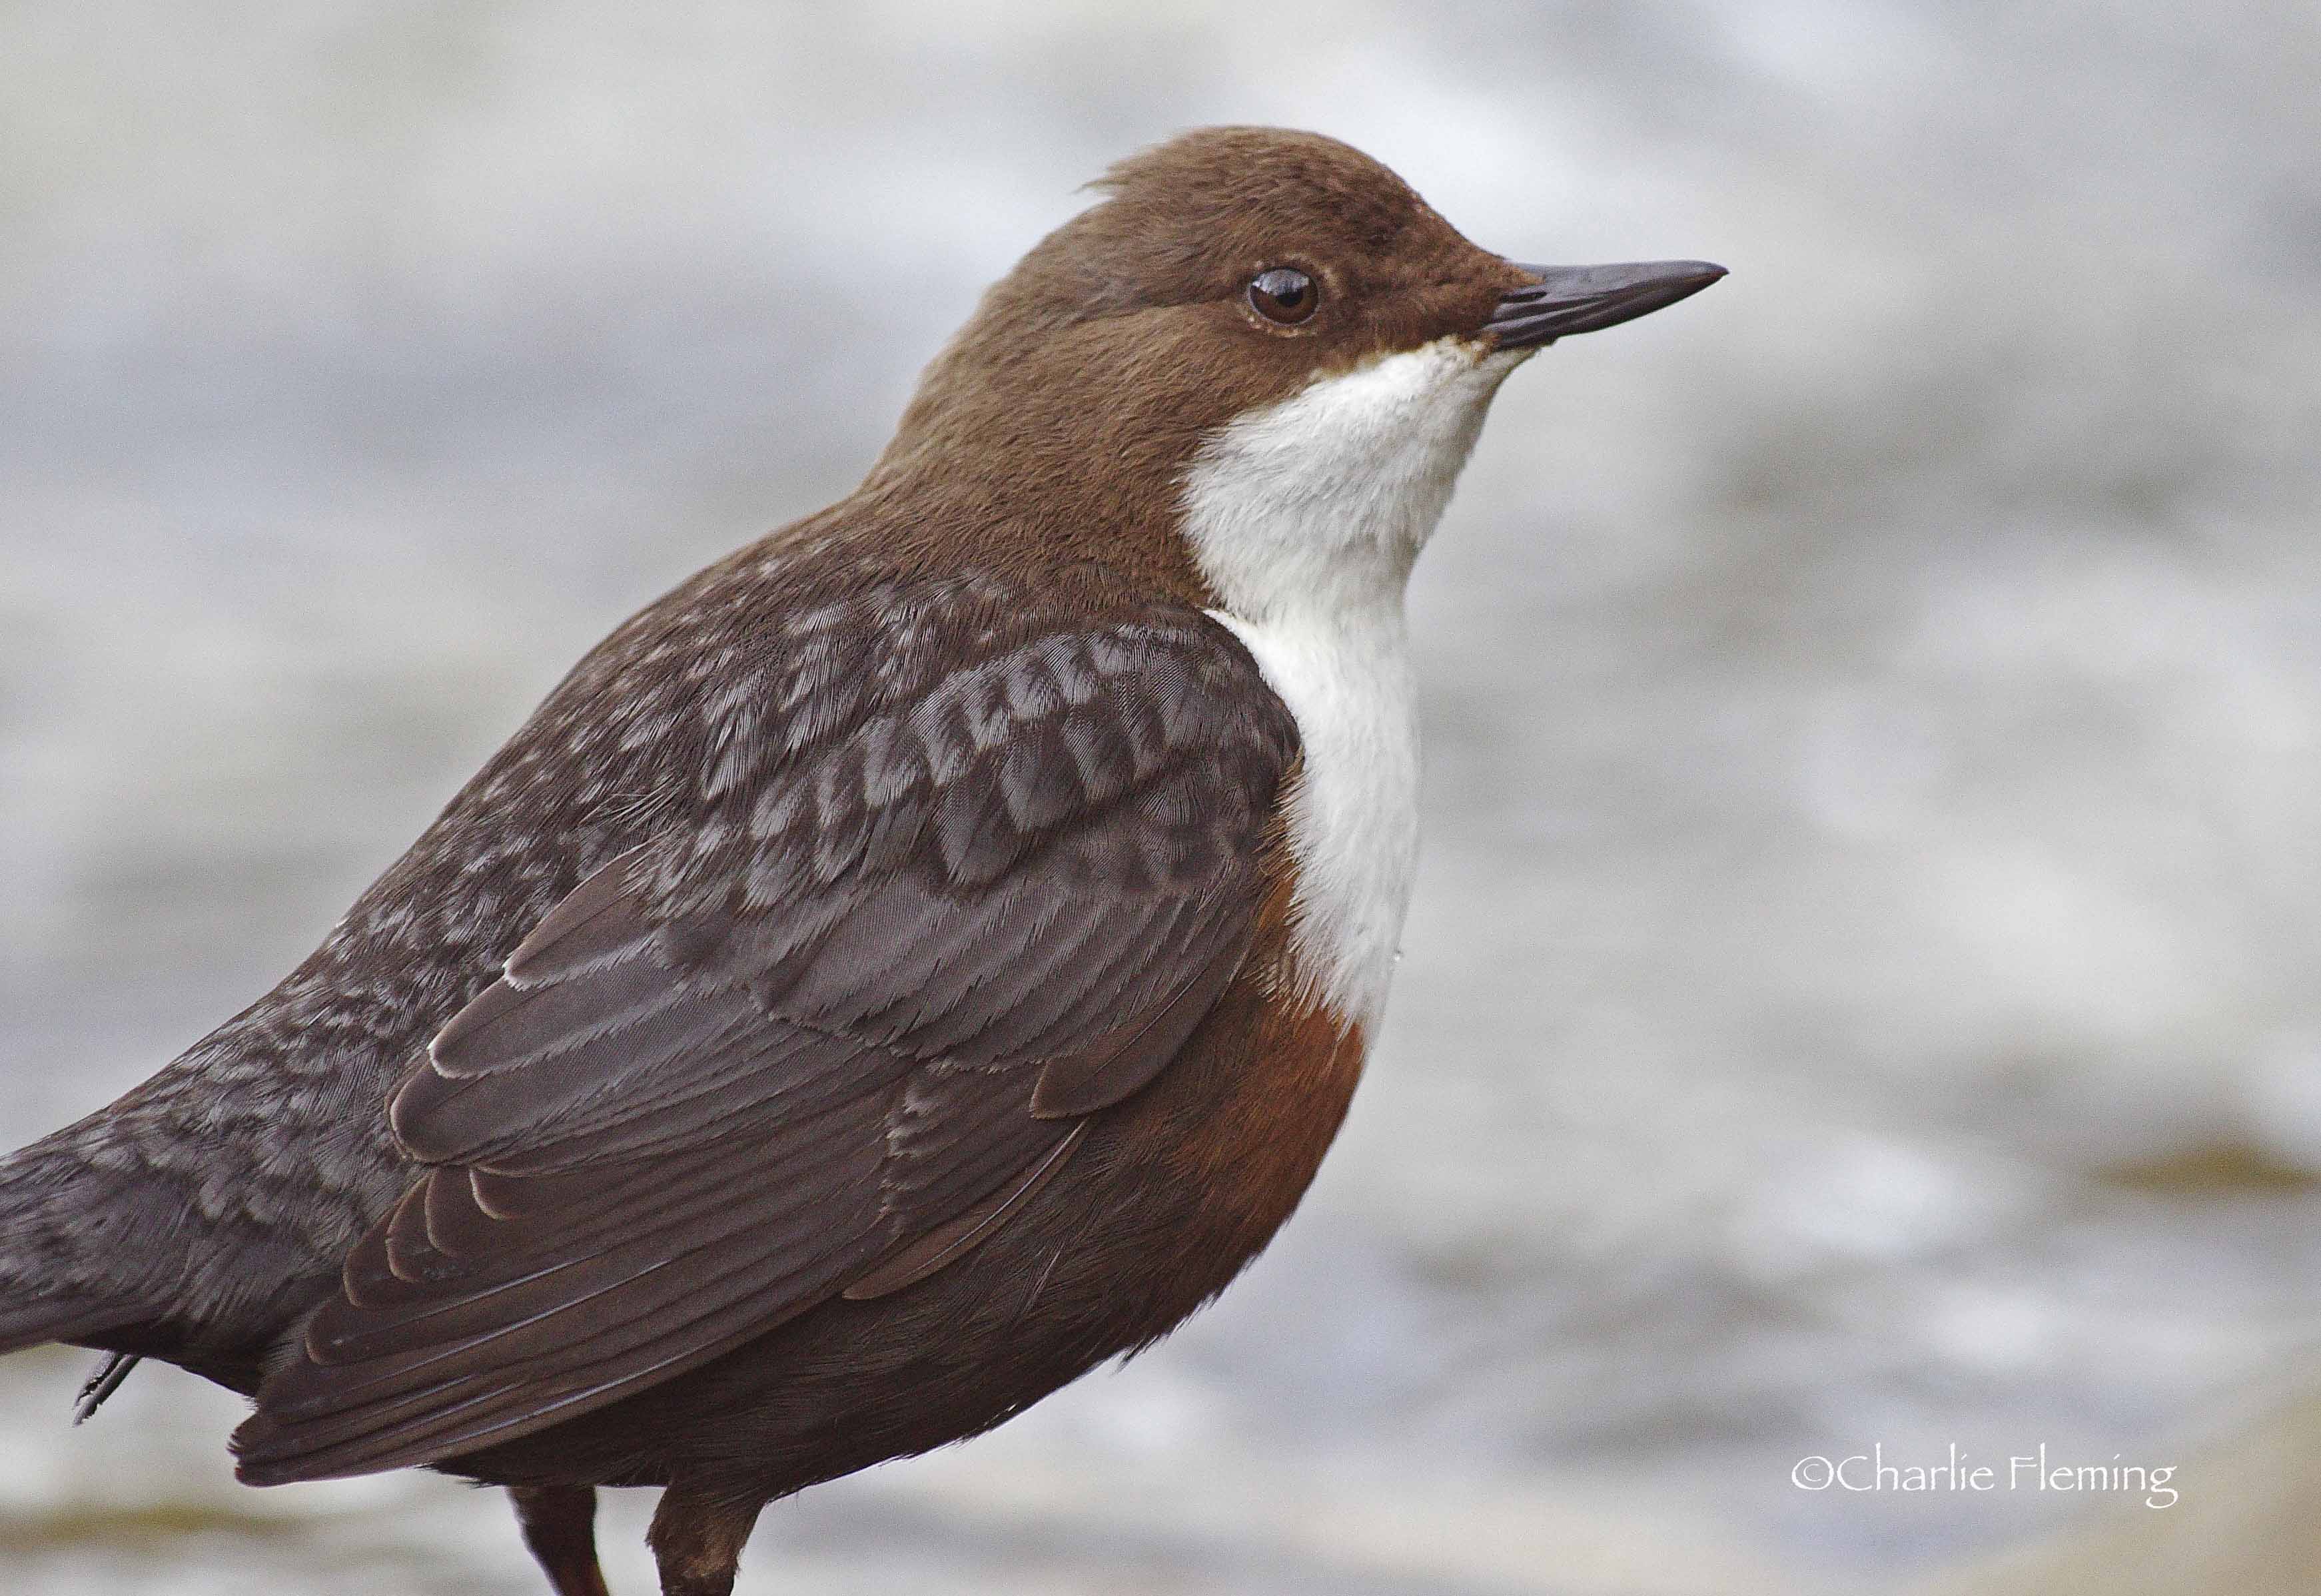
xmin=441 ymin=961 xmax=1367 ymax=1498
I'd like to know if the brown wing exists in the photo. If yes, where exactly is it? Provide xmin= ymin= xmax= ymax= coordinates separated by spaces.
xmin=231 ymin=605 xmax=1296 ymax=1484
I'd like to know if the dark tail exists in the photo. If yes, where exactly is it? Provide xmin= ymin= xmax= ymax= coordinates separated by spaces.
xmin=0 ymin=1134 xmax=153 ymax=1355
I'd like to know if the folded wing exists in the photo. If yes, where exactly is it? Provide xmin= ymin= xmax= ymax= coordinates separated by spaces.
xmin=233 ymin=600 xmax=1297 ymax=1483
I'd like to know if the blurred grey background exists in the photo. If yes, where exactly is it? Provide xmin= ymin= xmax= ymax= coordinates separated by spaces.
xmin=5 ymin=3 xmax=2321 ymax=1592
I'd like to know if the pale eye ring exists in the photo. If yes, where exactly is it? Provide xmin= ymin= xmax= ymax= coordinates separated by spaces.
xmin=1247 ymin=267 xmax=1318 ymax=324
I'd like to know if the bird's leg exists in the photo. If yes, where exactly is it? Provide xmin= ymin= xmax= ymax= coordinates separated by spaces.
xmin=509 ymin=1484 xmax=613 ymax=1596
xmin=648 ymin=1485 xmax=763 ymax=1596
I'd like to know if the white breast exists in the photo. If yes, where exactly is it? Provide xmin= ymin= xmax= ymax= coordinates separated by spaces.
xmin=1180 ymin=337 xmax=1527 ymax=1028
xmin=1211 ymin=598 xmax=1420 ymax=1030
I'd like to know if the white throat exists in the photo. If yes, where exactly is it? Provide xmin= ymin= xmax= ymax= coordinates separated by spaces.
xmin=1180 ymin=337 xmax=1525 ymax=1028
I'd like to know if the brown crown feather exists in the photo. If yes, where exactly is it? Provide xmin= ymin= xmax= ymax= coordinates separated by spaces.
xmin=855 ymin=127 xmax=1534 ymax=598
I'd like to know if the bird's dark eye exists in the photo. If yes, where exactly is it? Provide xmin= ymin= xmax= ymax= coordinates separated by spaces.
xmin=1247 ymin=267 xmax=1318 ymax=325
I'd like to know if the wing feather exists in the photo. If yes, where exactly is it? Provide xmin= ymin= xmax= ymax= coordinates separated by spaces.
xmin=233 ymin=590 xmax=1297 ymax=1484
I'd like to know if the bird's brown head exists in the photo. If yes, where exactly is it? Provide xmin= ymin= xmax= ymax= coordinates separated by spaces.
xmin=865 ymin=127 xmax=1722 ymax=608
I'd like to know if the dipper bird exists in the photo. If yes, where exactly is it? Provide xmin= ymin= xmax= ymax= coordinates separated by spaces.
xmin=0 ymin=127 xmax=1721 ymax=1595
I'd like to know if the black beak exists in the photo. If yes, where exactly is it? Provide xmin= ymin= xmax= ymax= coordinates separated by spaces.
xmin=1486 ymin=260 xmax=1726 ymax=350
